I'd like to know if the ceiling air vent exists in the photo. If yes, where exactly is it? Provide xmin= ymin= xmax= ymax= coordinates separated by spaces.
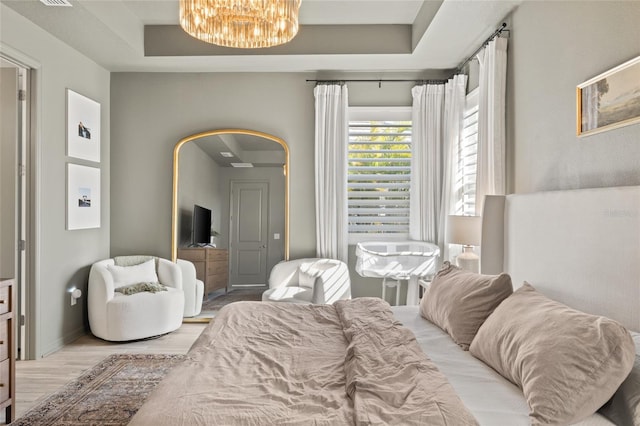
xmin=39 ymin=0 xmax=72 ymax=6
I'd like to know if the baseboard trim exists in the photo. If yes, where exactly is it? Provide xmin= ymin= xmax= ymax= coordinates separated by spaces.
xmin=41 ymin=326 xmax=87 ymax=358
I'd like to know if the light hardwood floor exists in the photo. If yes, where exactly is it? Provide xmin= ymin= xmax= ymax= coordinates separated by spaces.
xmin=8 ymin=323 xmax=207 ymax=423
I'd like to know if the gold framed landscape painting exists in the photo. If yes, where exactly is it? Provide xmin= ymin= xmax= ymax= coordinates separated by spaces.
xmin=577 ymin=55 xmax=640 ymax=137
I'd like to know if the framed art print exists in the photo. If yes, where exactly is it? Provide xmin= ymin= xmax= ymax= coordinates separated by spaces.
xmin=577 ymin=55 xmax=640 ymax=137
xmin=67 ymin=163 xmax=100 ymax=230
xmin=67 ymin=89 xmax=101 ymax=161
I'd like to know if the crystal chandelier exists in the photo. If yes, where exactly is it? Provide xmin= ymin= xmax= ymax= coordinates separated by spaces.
xmin=179 ymin=0 xmax=302 ymax=49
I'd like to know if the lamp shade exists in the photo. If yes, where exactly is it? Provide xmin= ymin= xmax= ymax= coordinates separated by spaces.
xmin=447 ymin=215 xmax=482 ymax=246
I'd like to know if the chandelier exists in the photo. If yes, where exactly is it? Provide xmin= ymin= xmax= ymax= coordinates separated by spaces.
xmin=179 ymin=0 xmax=302 ymax=49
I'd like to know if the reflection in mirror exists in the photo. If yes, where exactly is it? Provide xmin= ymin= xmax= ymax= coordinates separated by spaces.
xmin=172 ymin=129 xmax=289 ymax=298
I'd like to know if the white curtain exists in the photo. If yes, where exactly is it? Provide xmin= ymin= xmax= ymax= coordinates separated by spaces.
xmin=475 ymin=37 xmax=508 ymax=215
xmin=314 ymin=84 xmax=349 ymax=262
xmin=410 ymin=84 xmax=445 ymax=243
xmin=439 ymin=75 xmax=468 ymax=257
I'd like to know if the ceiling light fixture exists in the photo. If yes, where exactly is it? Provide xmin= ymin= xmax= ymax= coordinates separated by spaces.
xmin=179 ymin=0 xmax=302 ymax=49
xmin=220 ymin=151 xmax=234 ymax=157
xmin=230 ymin=163 xmax=254 ymax=168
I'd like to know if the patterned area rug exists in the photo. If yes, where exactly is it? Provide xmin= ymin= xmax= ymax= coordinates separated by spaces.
xmin=13 ymin=354 xmax=184 ymax=426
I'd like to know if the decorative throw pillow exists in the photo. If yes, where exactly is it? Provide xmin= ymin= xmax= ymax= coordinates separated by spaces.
xmin=115 ymin=282 xmax=167 ymax=295
xmin=470 ymin=283 xmax=636 ymax=425
xmin=419 ymin=261 xmax=513 ymax=350
xmin=107 ymin=259 xmax=158 ymax=289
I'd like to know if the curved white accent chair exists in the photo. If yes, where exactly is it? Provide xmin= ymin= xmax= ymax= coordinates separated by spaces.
xmin=262 ymin=258 xmax=351 ymax=304
xmin=177 ymin=259 xmax=204 ymax=317
xmin=88 ymin=257 xmax=185 ymax=341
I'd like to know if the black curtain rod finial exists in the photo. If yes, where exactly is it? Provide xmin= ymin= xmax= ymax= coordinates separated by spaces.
xmin=455 ymin=22 xmax=509 ymax=73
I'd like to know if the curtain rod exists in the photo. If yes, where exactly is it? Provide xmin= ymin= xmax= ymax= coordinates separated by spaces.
xmin=305 ymin=79 xmax=447 ymax=88
xmin=455 ymin=22 xmax=508 ymax=73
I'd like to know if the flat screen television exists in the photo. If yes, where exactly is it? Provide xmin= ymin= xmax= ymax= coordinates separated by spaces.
xmin=192 ymin=204 xmax=212 ymax=246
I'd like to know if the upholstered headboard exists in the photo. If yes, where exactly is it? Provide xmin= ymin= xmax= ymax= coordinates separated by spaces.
xmin=481 ymin=186 xmax=640 ymax=332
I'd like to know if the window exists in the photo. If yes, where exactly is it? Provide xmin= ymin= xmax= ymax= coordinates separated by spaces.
xmin=348 ymin=107 xmax=412 ymax=240
xmin=454 ymin=89 xmax=479 ymax=216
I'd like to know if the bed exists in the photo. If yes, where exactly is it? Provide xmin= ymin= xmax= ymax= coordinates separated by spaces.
xmin=130 ymin=186 xmax=640 ymax=425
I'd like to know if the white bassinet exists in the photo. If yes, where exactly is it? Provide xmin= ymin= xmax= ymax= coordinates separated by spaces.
xmin=355 ymin=241 xmax=440 ymax=305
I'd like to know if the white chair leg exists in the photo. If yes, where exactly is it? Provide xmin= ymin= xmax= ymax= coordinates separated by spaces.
xmin=381 ymin=277 xmax=387 ymax=303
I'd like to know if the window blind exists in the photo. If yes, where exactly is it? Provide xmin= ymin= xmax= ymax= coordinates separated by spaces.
xmin=348 ymin=120 xmax=412 ymax=235
xmin=455 ymin=89 xmax=479 ymax=216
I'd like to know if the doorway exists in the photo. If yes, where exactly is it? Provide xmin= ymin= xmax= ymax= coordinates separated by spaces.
xmin=228 ymin=181 xmax=269 ymax=287
xmin=0 ymin=56 xmax=31 ymax=360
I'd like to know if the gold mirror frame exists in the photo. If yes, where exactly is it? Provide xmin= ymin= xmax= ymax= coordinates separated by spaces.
xmin=171 ymin=129 xmax=290 ymax=262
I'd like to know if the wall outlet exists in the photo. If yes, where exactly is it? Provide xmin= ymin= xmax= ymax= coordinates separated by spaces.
xmin=274 ymin=233 xmax=280 ymax=240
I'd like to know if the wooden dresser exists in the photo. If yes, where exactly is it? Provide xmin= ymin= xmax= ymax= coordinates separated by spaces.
xmin=0 ymin=279 xmax=14 ymax=423
xmin=177 ymin=248 xmax=228 ymax=296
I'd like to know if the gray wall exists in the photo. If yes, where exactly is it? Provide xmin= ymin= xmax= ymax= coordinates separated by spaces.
xmin=508 ymin=1 xmax=640 ymax=193
xmin=110 ymin=73 xmax=317 ymax=260
xmin=1 ymin=4 xmax=111 ymax=358
xmin=177 ymin=142 xmax=221 ymax=247
xmin=110 ymin=72 xmax=428 ymax=299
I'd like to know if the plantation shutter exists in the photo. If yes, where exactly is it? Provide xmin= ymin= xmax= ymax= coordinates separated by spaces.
xmin=455 ymin=89 xmax=479 ymax=216
xmin=348 ymin=109 xmax=412 ymax=236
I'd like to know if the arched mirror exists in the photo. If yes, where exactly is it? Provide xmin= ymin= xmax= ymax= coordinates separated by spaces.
xmin=171 ymin=129 xmax=289 ymax=296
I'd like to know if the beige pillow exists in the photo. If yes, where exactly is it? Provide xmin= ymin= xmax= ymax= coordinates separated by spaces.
xmin=419 ymin=261 xmax=513 ymax=350
xmin=470 ymin=283 xmax=636 ymax=425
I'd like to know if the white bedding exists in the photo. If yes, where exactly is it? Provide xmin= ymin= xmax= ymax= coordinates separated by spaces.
xmin=392 ymin=306 xmax=616 ymax=426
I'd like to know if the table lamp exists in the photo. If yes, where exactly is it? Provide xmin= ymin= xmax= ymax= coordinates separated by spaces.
xmin=447 ymin=215 xmax=482 ymax=273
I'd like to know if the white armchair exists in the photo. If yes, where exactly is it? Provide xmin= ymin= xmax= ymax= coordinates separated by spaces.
xmin=176 ymin=259 xmax=204 ymax=317
xmin=88 ymin=256 xmax=185 ymax=341
xmin=262 ymin=258 xmax=351 ymax=304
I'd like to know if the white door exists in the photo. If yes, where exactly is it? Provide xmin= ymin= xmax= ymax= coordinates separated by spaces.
xmin=229 ymin=181 xmax=269 ymax=287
